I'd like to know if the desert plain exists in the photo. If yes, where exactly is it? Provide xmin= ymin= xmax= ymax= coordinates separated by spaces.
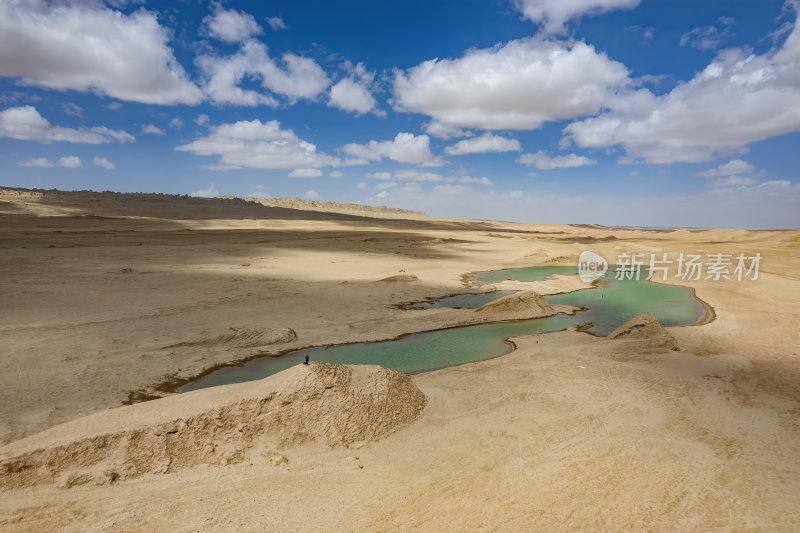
xmin=0 ymin=186 xmax=799 ymax=531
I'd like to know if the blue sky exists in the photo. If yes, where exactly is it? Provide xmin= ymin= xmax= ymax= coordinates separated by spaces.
xmin=1 ymin=0 xmax=799 ymax=229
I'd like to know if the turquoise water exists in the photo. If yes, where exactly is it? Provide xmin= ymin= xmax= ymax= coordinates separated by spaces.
xmin=403 ymin=265 xmax=578 ymax=310
xmin=181 ymin=267 xmax=708 ymax=392
xmin=472 ymin=265 xmax=578 ymax=285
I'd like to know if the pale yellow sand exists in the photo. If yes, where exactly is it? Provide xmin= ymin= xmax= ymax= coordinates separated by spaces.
xmin=0 ymin=187 xmax=799 ymax=531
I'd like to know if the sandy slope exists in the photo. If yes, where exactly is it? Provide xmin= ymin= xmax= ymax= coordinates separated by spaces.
xmin=0 ymin=362 xmax=427 ymax=490
xmin=0 ymin=187 xmax=799 ymax=531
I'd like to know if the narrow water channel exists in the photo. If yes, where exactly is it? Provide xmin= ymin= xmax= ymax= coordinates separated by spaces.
xmin=181 ymin=267 xmax=708 ymax=392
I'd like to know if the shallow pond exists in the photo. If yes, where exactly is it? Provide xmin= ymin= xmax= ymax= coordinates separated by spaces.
xmin=181 ymin=267 xmax=708 ymax=392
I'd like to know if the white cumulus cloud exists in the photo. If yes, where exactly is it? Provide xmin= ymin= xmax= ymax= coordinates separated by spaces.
xmin=18 ymin=155 xmax=82 ymax=168
xmin=176 ymin=119 xmax=340 ymax=170
xmin=56 ymin=156 xmax=81 ymax=168
xmin=17 ymin=155 xmax=83 ymax=168
xmin=695 ymin=159 xmax=755 ymax=177
xmin=0 ymin=106 xmax=134 ymax=144
xmin=516 ymin=150 xmax=596 ymax=169
xmin=422 ymin=121 xmax=473 ymax=140
xmin=17 ymin=157 xmax=53 ymax=167
xmin=0 ymin=1 xmax=202 ymax=105
xmin=266 ymin=16 xmax=288 ymax=31
xmin=343 ymin=132 xmax=438 ymax=165
xmin=512 ymin=0 xmax=641 ymax=35
xmin=141 ymin=124 xmax=165 ymax=135
xmin=202 ymin=4 xmax=263 ymax=43
xmin=393 ymin=38 xmax=629 ymax=130
xmin=93 ymin=157 xmax=115 ymax=170
xmin=328 ymin=62 xmax=380 ymax=116
xmin=444 ymin=132 xmax=522 ymax=155
xmin=288 ymin=168 xmax=323 ymax=178
xmin=329 ymin=78 xmax=378 ymax=115
xmin=197 ymin=40 xmax=329 ymax=107
xmin=564 ymin=7 xmax=800 ymax=163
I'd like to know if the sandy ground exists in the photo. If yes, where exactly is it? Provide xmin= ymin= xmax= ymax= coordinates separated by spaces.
xmin=1 ymin=187 xmax=799 ymax=531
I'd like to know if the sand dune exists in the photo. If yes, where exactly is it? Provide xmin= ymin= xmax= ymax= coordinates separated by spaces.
xmin=0 ymin=362 xmax=426 ymax=490
xmin=162 ymin=327 xmax=297 ymax=349
xmin=474 ymin=289 xmax=554 ymax=319
xmin=608 ymin=312 xmax=679 ymax=351
xmin=378 ymin=274 xmax=420 ymax=282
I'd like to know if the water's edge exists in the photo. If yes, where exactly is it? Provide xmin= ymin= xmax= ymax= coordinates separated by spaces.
xmin=126 ymin=267 xmax=716 ymax=401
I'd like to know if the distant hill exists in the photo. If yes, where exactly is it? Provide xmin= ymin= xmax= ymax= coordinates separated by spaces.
xmin=233 ymin=195 xmax=425 ymax=217
xmin=0 ymin=187 xmax=426 ymax=220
